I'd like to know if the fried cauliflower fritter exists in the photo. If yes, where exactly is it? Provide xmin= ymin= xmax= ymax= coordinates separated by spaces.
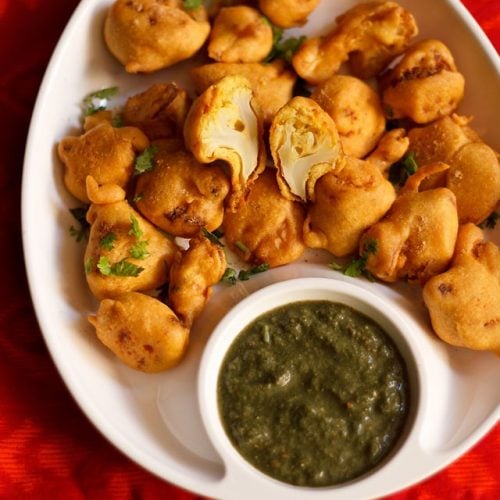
xmin=223 ymin=168 xmax=306 ymax=267
xmin=293 ymin=1 xmax=418 ymax=84
xmin=208 ymin=6 xmax=273 ymax=63
xmin=269 ymin=96 xmax=344 ymax=202
xmin=190 ymin=60 xmax=296 ymax=124
xmin=122 ymin=83 xmax=191 ymax=141
xmin=360 ymin=162 xmax=459 ymax=284
xmin=366 ymin=128 xmax=410 ymax=172
xmin=258 ymin=0 xmax=320 ymax=28
xmin=408 ymin=115 xmax=500 ymax=223
xmin=311 ymin=75 xmax=386 ymax=158
xmin=184 ymin=75 xmax=266 ymax=211
xmin=88 ymin=292 xmax=189 ymax=372
xmin=423 ymin=224 xmax=500 ymax=354
xmin=58 ymin=122 xmax=149 ymax=203
xmin=381 ymin=39 xmax=465 ymax=124
xmin=169 ymin=235 xmax=226 ymax=327
xmin=134 ymin=140 xmax=230 ymax=238
xmin=304 ymin=156 xmax=396 ymax=257
xmin=84 ymin=198 xmax=178 ymax=299
xmin=104 ymin=0 xmax=210 ymax=73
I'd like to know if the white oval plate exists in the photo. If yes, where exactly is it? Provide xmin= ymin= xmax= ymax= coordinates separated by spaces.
xmin=22 ymin=0 xmax=500 ymax=498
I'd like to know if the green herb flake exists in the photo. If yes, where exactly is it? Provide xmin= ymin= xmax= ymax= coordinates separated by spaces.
xmin=134 ymin=145 xmax=158 ymax=176
xmin=97 ymin=256 xmax=144 ymax=277
xmin=129 ymin=240 xmax=149 ymax=260
xmin=202 ymin=227 xmax=224 ymax=247
xmin=266 ymin=25 xmax=306 ymax=63
xmin=128 ymin=214 xmax=143 ymax=240
xmin=221 ymin=267 xmax=238 ymax=285
xmin=99 ymin=232 xmax=117 ymax=250
xmin=479 ymin=212 xmax=499 ymax=230
xmin=238 ymin=263 xmax=270 ymax=281
xmin=330 ymin=239 xmax=378 ymax=280
xmin=235 ymin=240 xmax=249 ymax=253
xmin=69 ymin=206 xmax=90 ymax=242
xmin=389 ymin=151 xmax=419 ymax=187
xmin=112 ymin=114 xmax=124 ymax=128
xmin=85 ymin=257 xmax=94 ymax=275
xmin=83 ymin=86 xmax=119 ymax=116
xmin=183 ymin=0 xmax=202 ymax=10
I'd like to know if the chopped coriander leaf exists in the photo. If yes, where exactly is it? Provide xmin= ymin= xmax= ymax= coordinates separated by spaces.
xmin=134 ymin=145 xmax=158 ymax=176
xmin=97 ymin=256 xmax=144 ymax=277
xmin=183 ymin=0 xmax=202 ymax=10
xmin=202 ymin=227 xmax=224 ymax=247
xmin=328 ymin=262 xmax=344 ymax=271
xmin=99 ymin=232 xmax=117 ymax=250
xmin=343 ymin=259 xmax=365 ymax=277
xmin=479 ymin=212 xmax=499 ymax=230
xmin=389 ymin=151 xmax=418 ymax=187
xmin=129 ymin=240 xmax=149 ymax=259
xmin=83 ymin=86 xmax=119 ymax=116
xmin=112 ymin=114 xmax=124 ymax=128
xmin=265 ymin=26 xmax=306 ymax=64
xmin=69 ymin=225 xmax=86 ymax=243
xmin=85 ymin=257 xmax=94 ymax=274
xmin=128 ymin=214 xmax=143 ymax=239
xmin=362 ymin=238 xmax=378 ymax=256
xmin=238 ymin=263 xmax=269 ymax=281
xmin=330 ymin=238 xmax=378 ymax=280
xmin=212 ymin=228 xmax=224 ymax=239
xmin=221 ymin=267 xmax=238 ymax=285
xmin=69 ymin=206 xmax=90 ymax=242
xmin=235 ymin=240 xmax=249 ymax=253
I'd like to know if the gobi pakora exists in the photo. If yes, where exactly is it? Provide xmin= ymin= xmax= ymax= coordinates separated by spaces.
xmin=258 ymin=0 xmax=320 ymax=28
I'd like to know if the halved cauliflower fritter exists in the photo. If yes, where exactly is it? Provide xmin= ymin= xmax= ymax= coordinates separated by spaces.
xmin=88 ymin=292 xmax=189 ymax=372
xmin=208 ymin=6 xmax=273 ymax=63
xmin=258 ymin=0 xmax=320 ymax=28
xmin=423 ymin=224 xmax=500 ymax=354
xmin=360 ymin=162 xmax=459 ymax=284
xmin=269 ymin=96 xmax=344 ymax=202
xmin=58 ymin=122 xmax=149 ymax=203
xmin=184 ymin=75 xmax=266 ymax=210
xmin=104 ymin=0 xmax=210 ymax=73
xmin=311 ymin=75 xmax=386 ymax=158
xmin=134 ymin=140 xmax=230 ymax=238
xmin=381 ymin=39 xmax=465 ymax=124
xmin=169 ymin=235 xmax=227 ymax=327
xmin=293 ymin=1 xmax=418 ymax=84
xmin=223 ymin=168 xmax=306 ymax=268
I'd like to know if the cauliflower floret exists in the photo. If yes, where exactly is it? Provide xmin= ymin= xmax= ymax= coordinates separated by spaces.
xmin=208 ymin=6 xmax=273 ymax=63
xmin=104 ymin=0 xmax=210 ymax=73
xmin=381 ymin=39 xmax=465 ymax=124
xmin=269 ymin=96 xmax=343 ymax=202
xmin=258 ymin=0 xmax=320 ymax=28
xmin=184 ymin=75 xmax=266 ymax=210
xmin=292 ymin=1 xmax=418 ymax=84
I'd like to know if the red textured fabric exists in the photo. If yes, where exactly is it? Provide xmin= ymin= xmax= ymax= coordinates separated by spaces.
xmin=0 ymin=0 xmax=498 ymax=498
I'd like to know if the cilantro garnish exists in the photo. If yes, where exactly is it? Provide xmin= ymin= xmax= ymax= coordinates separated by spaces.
xmin=134 ymin=145 xmax=158 ymax=176
xmin=83 ymin=87 xmax=119 ymax=116
xmin=129 ymin=240 xmax=149 ymax=260
xmin=221 ymin=263 xmax=270 ymax=285
xmin=69 ymin=206 xmax=90 ymax=242
xmin=97 ymin=256 xmax=144 ymax=277
xmin=183 ymin=0 xmax=202 ymax=10
xmin=235 ymin=240 xmax=249 ymax=253
xmin=99 ymin=232 xmax=117 ymax=250
xmin=128 ymin=214 xmax=143 ymax=239
xmin=265 ymin=25 xmax=306 ymax=63
xmin=330 ymin=239 xmax=378 ymax=280
xmin=479 ymin=212 xmax=499 ymax=230
xmin=388 ymin=151 xmax=418 ymax=187
xmin=85 ymin=257 xmax=94 ymax=275
xmin=202 ymin=227 xmax=224 ymax=247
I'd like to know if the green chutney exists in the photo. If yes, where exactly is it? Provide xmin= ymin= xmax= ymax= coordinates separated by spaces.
xmin=217 ymin=300 xmax=409 ymax=487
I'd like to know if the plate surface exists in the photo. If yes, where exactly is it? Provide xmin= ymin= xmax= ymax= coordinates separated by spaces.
xmin=22 ymin=0 xmax=500 ymax=498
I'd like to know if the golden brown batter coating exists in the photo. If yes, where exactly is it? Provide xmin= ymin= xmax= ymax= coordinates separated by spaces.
xmin=292 ymin=1 xmax=418 ymax=84
xmin=88 ymin=292 xmax=189 ymax=372
xmin=269 ymin=96 xmax=343 ymax=202
xmin=360 ymin=162 xmax=459 ymax=284
xmin=311 ymin=75 xmax=386 ymax=158
xmin=104 ymin=0 xmax=210 ymax=73
xmin=58 ymin=122 xmax=149 ymax=203
xmin=122 ymin=83 xmax=191 ymax=140
xmin=208 ymin=6 xmax=273 ymax=63
xmin=304 ymin=157 xmax=396 ymax=257
xmin=223 ymin=168 xmax=306 ymax=267
xmin=190 ymin=60 xmax=296 ymax=124
xmin=258 ymin=0 xmax=320 ymax=28
xmin=423 ymin=224 xmax=500 ymax=354
xmin=84 ymin=197 xmax=178 ymax=299
xmin=381 ymin=40 xmax=465 ymax=124
xmin=365 ymin=128 xmax=410 ymax=172
xmin=134 ymin=140 xmax=230 ymax=237
xmin=169 ymin=235 xmax=226 ymax=327
xmin=184 ymin=75 xmax=266 ymax=211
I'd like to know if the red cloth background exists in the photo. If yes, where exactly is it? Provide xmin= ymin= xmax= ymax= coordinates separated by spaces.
xmin=0 ymin=0 xmax=498 ymax=498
